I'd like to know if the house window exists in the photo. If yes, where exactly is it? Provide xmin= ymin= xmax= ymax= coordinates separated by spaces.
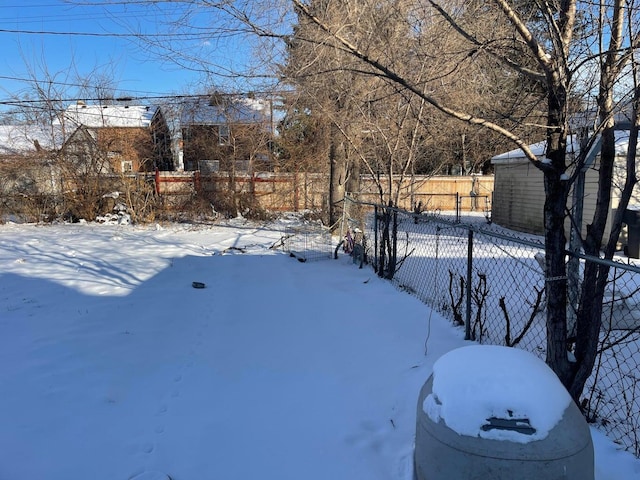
xmin=235 ymin=160 xmax=250 ymax=172
xmin=121 ymin=160 xmax=133 ymax=173
xmin=218 ymin=125 xmax=230 ymax=145
xmin=199 ymin=159 xmax=219 ymax=173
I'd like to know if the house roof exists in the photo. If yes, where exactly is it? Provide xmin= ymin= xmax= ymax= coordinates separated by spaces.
xmin=156 ymin=96 xmax=270 ymax=127
xmin=59 ymin=104 xmax=156 ymax=128
xmin=0 ymin=124 xmax=63 ymax=155
xmin=569 ymin=105 xmax=634 ymax=131
xmin=491 ymin=132 xmax=633 ymax=164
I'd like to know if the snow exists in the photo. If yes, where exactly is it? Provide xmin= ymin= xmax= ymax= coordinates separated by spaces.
xmin=491 ymin=131 xmax=633 ymax=164
xmin=59 ymin=104 xmax=155 ymax=128
xmin=0 ymin=219 xmax=639 ymax=480
xmin=423 ymin=345 xmax=571 ymax=443
xmin=0 ymin=124 xmax=63 ymax=154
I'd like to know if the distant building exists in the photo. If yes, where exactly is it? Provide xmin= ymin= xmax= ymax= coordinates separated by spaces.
xmin=60 ymin=103 xmax=156 ymax=173
xmin=0 ymin=124 xmax=63 ymax=196
xmin=151 ymin=95 xmax=273 ymax=172
xmin=0 ymin=124 xmax=62 ymax=157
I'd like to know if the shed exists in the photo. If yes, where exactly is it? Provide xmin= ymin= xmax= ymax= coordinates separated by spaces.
xmin=491 ymin=131 xmax=639 ymax=245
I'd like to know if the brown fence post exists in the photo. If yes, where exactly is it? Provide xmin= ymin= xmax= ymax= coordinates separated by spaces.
xmin=194 ymin=171 xmax=201 ymax=193
xmin=154 ymin=168 xmax=160 ymax=195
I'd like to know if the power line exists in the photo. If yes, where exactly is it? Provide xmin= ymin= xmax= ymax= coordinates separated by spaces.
xmin=0 ymin=94 xmax=197 ymax=106
xmin=0 ymin=3 xmax=68 ymax=7
xmin=0 ymin=73 xmax=283 ymax=102
xmin=0 ymin=90 xmax=290 ymax=108
xmin=0 ymin=27 xmax=210 ymax=39
xmin=0 ymin=74 xmax=190 ymax=97
xmin=0 ymin=11 xmax=153 ymax=25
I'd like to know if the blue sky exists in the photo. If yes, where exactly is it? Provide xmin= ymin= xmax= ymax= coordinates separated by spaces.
xmin=0 ymin=1 xmax=271 ymax=112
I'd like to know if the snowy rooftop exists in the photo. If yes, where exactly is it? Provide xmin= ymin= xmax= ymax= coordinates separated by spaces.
xmin=157 ymin=96 xmax=269 ymax=127
xmin=60 ymin=104 xmax=155 ymax=128
xmin=491 ymin=132 xmax=634 ymax=164
xmin=0 ymin=124 xmax=63 ymax=155
xmin=423 ymin=345 xmax=572 ymax=444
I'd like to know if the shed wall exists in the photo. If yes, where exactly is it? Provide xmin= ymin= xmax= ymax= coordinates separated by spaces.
xmin=493 ymin=160 xmax=622 ymax=242
xmin=493 ymin=161 xmax=545 ymax=234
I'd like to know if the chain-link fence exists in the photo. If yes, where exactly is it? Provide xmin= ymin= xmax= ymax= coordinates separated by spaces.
xmin=342 ymin=195 xmax=640 ymax=457
xmin=281 ymin=222 xmax=333 ymax=262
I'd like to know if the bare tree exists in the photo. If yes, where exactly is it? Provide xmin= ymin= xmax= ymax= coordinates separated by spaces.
xmin=289 ymin=0 xmax=640 ymax=402
xmin=6 ymin=54 xmax=160 ymax=222
xmin=281 ymin=0 xmax=546 ymax=218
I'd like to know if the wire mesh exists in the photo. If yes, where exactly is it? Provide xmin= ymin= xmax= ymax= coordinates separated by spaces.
xmin=343 ymin=195 xmax=640 ymax=457
xmin=282 ymin=222 xmax=333 ymax=262
xmin=583 ymin=259 xmax=640 ymax=456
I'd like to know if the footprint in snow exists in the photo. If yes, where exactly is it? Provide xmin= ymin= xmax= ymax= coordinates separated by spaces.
xmin=344 ymin=421 xmax=389 ymax=452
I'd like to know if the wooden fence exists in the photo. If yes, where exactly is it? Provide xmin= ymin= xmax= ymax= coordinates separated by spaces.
xmin=153 ymin=170 xmax=494 ymax=212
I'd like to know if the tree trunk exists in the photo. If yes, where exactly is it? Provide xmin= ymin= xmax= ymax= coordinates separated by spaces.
xmin=543 ymin=78 xmax=573 ymax=388
xmin=571 ymin=262 xmax=608 ymax=400
xmin=328 ymin=123 xmax=347 ymax=228
xmin=568 ymin=52 xmax=622 ymax=400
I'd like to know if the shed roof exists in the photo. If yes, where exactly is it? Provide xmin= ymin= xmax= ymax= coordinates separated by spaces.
xmin=491 ymin=132 xmax=633 ymax=164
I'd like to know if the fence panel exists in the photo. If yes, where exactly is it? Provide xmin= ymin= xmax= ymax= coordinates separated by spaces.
xmin=581 ymin=257 xmax=640 ymax=456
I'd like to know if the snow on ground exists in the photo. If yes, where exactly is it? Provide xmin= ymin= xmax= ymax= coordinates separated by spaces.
xmin=0 ymin=219 xmax=639 ymax=480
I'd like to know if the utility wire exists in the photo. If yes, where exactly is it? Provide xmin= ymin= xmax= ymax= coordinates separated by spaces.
xmin=0 ymin=27 xmax=216 ymax=39
xmin=0 ymin=74 xmax=199 ymax=99
xmin=0 ymin=90 xmax=290 ymax=109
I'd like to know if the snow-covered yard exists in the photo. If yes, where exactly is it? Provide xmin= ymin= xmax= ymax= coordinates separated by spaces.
xmin=0 ymin=219 xmax=639 ymax=479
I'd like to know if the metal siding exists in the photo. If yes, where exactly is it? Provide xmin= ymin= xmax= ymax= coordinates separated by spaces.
xmin=493 ymin=162 xmax=545 ymax=235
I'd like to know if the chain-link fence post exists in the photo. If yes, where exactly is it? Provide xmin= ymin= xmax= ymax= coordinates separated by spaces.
xmin=374 ymin=204 xmax=379 ymax=274
xmin=465 ymin=228 xmax=473 ymax=340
